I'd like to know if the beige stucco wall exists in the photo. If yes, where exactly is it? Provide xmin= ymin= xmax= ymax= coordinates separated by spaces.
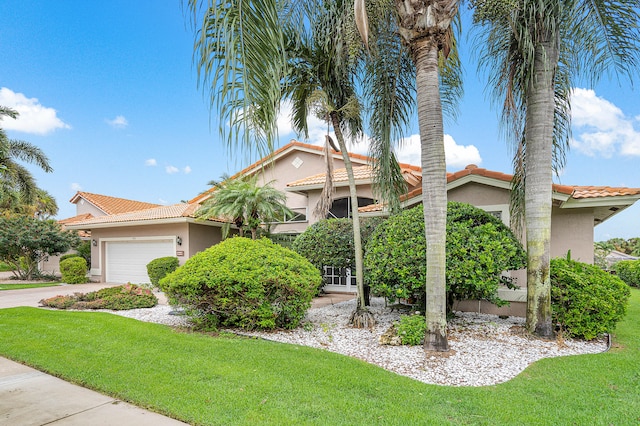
xmin=74 ymin=199 xmax=106 ymax=217
xmin=551 ymin=206 xmax=594 ymax=263
xmin=85 ymin=221 xmax=224 ymax=282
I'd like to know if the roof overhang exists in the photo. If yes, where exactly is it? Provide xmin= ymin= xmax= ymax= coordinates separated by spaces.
xmin=65 ymin=216 xmax=226 ymax=230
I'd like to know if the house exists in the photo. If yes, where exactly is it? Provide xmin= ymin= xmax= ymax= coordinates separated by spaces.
xmin=65 ymin=141 xmax=640 ymax=315
xmin=605 ymin=250 xmax=639 ymax=269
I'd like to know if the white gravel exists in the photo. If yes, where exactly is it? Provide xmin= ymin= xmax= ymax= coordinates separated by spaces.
xmin=111 ymin=297 xmax=607 ymax=387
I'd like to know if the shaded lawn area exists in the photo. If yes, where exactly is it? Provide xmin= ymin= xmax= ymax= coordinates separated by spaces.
xmin=0 ymin=290 xmax=638 ymax=425
xmin=0 ymin=282 xmax=61 ymax=290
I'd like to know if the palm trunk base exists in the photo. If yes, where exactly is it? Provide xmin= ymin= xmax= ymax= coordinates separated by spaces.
xmin=349 ymin=307 xmax=376 ymax=329
xmin=534 ymin=321 xmax=555 ymax=339
xmin=424 ymin=329 xmax=449 ymax=352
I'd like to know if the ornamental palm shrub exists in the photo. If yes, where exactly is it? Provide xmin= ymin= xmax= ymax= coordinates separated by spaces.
xmin=60 ymin=256 xmax=88 ymax=284
xmin=365 ymin=202 xmax=527 ymax=312
xmin=146 ymin=256 xmax=179 ymax=287
xmin=159 ymin=237 xmax=321 ymax=331
xmin=551 ymin=257 xmax=631 ymax=340
xmin=614 ymin=260 xmax=640 ymax=288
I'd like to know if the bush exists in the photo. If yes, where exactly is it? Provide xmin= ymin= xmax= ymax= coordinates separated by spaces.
xmin=396 ymin=314 xmax=426 ymax=346
xmin=551 ymin=258 xmax=631 ymax=340
xmin=365 ymin=203 xmax=526 ymax=312
xmin=159 ymin=237 xmax=321 ymax=331
xmin=59 ymin=253 xmax=81 ymax=263
xmin=147 ymin=256 xmax=180 ymax=287
xmin=39 ymin=284 xmax=158 ymax=310
xmin=60 ymin=257 xmax=88 ymax=284
xmin=614 ymin=260 xmax=640 ymax=288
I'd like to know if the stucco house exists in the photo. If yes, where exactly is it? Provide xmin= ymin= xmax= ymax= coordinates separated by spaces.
xmin=65 ymin=140 xmax=640 ymax=315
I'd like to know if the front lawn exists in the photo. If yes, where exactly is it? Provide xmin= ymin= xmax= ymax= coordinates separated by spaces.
xmin=0 ymin=289 xmax=638 ymax=425
xmin=0 ymin=282 xmax=61 ymax=290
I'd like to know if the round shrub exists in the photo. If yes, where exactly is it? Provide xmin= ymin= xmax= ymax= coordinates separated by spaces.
xmin=365 ymin=202 xmax=526 ymax=312
xmin=614 ymin=260 xmax=640 ymax=288
xmin=147 ymin=256 xmax=180 ymax=287
xmin=60 ymin=257 xmax=88 ymax=284
xmin=159 ymin=237 xmax=322 ymax=331
xmin=396 ymin=314 xmax=426 ymax=346
xmin=59 ymin=253 xmax=81 ymax=263
xmin=551 ymin=258 xmax=631 ymax=340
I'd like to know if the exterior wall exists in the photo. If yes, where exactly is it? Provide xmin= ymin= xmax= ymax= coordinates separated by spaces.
xmin=187 ymin=223 xmax=224 ymax=257
xmin=551 ymin=206 xmax=594 ymax=263
xmin=74 ymin=199 xmax=106 ymax=217
xmin=89 ymin=223 xmax=190 ymax=282
xmin=447 ymin=182 xmax=511 ymax=208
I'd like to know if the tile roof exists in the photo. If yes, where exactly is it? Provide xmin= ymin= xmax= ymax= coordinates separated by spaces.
xmin=190 ymin=140 xmax=422 ymax=203
xmin=70 ymin=191 xmax=161 ymax=215
xmin=287 ymin=165 xmax=374 ymax=188
xmin=571 ymin=186 xmax=640 ymax=199
xmin=57 ymin=213 xmax=94 ymax=225
xmin=66 ymin=203 xmax=223 ymax=226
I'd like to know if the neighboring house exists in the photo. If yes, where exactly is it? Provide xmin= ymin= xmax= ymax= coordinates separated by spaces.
xmin=65 ymin=141 xmax=640 ymax=316
xmin=605 ymin=250 xmax=639 ymax=269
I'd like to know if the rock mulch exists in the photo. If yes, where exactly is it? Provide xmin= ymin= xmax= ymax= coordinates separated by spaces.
xmin=111 ymin=297 xmax=606 ymax=387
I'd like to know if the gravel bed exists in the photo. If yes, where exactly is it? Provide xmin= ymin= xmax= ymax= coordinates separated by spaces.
xmin=111 ymin=297 xmax=606 ymax=387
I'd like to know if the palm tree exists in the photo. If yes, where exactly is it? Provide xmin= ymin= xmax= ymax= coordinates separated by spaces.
xmin=1 ymin=107 xmax=53 ymax=212
xmin=473 ymin=0 xmax=640 ymax=336
xmin=357 ymin=0 xmax=463 ymax=351
xmin=284 ymin=0 xmax=375 ymax=327
xmin=196 ymin=176 xmax=293 ymax=240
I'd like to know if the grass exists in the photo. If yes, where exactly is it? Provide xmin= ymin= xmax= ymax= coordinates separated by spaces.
xmin=0 ymin=282 xmax=61 ymax=290
xmin=0 ymin=290 xmax=638 ymax=425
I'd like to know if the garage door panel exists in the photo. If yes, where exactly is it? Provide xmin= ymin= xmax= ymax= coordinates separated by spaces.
xmin=106 ymin=240 xmax=174 ymax=283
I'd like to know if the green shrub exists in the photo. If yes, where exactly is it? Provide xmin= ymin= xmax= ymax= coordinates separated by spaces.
xmin=159 ymin=237 xmax=321 ymax=331
xmin=551 ymin=258 xmax=631 ymax=340
xmin=75 ymin=240 xmax=91 ymax=269
xmin=614 ymin=260 xmax=640 ymax=288
xmin=59 ymin=253 xmax=80 ymax=263
xmin=60 ymin=257 xmax=88 ymax=284
xmin=365 ymin=203 xmax=526 ymax=312
xmin=147 ymin=256 xmax=180 ymax=287
xmin=396 ymin=314 xmax=426 ymax=346
xmin=39 ymin=284 xmax=157 ymax=310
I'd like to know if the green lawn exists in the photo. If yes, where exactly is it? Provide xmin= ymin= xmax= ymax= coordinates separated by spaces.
xmin=0 ymin=290 xmax=638 ymax=425
xmin=0 ymin=282 xmax=61 ymax=290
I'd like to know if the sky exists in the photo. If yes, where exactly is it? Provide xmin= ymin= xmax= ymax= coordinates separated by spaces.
xmin=1 ymin=1 xmax=639 ymax=241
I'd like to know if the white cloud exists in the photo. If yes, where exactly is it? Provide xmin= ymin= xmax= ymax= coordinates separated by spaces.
xmin=145 ymin=158 xmax=157 ymax=166
xmin=0 ymin=87 xmax=70 ymax=134
xmin=106 ymin=115 xmax=128 ymax=129
xmin=571 ymin=88 xmax=640 ymax=157
xmin=165 ymin=165 xmax=179 ymax=174
xmin=184 ymin=166 xmax=192 ymax=174
xmin=70 ymin=182 xmax=82 ymax=192
xmin=158 ymin=198 xmax=169 ymax=205
xmin=396 ymin=134 xmax=482 ymax=169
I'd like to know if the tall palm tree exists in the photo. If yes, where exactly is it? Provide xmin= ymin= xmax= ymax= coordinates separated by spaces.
xmin=357 ymin=0 xmax=462 ymax=351
xmin=473 ymin=0 xmax=640 ymax=336
xmin=196 ymin=176 xmax=293 ymax=240
xmin=284 ymin=0 xmax=375 ymax=327
xmin=0 ymin=107 xmax=53 ymax=209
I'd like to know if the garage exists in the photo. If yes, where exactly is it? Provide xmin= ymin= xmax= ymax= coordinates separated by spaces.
xmin=105 ymin=239 xmax=175 ymax=283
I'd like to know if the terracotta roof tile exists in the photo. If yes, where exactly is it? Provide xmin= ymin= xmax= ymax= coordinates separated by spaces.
xmin=287 ymin=165 xmax=374 ymax=188
xmin=67 ymin=203 xmax=223 ymax=226
xmin=571 ymin=186 xmax=640 ymax=199
xmin=70 ymin=191 xmax=161 ymax=215
xmin=57 ymin=213 xmax=94 ymax=225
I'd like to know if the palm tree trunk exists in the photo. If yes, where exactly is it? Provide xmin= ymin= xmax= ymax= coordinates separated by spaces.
xmin=413 ymin=37 xmax=449 ymax=352
xmin=330 ymin=113 xmax=368 ymax=313
xmin=524 ymin=34 xmax=559 ymax=338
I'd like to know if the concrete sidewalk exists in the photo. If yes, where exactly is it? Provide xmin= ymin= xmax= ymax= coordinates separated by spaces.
xmin=0 ymin=357 xmax=189 ymax=425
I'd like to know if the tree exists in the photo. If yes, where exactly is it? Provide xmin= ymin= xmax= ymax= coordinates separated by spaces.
xmin=473 ymin=0 xmax=640 ymax=337
xmin=357 ymin=0 xmax=463 ymax=351
xmin=284 ymin=0 xmax=374 ymax=326
xmin=0 ymin=215 xmax=80 ymax=280
xmin=196 ymin=176 xmax=293 ymax=240
xmin=0 ymin=106 xmax=54 ymax=212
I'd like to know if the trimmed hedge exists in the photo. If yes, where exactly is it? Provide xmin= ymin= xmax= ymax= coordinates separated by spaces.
xmin=60 ymin=257 xmax=88 ymax=284
xmin=59 ymin=253 xmax=81 ymax=263
xmin=160 ymin=237 xmax=321 ymax=331
xmin=551 ymin=258 xmax=631 ymax=340
xmin=614 ymin=260 xmax=640 ymax=288
xmin=147 ymin=256 xmax=180 ymax=287
xmin=365 ymin=203 xmax=526 ymax=312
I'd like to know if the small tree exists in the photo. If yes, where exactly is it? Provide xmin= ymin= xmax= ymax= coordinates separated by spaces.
xmin=0 ymin=215 xmax=80 ymax=280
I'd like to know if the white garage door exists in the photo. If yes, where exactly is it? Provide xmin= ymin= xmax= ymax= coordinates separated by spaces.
xmin=105 ymin=240 xmax=174 ymax=283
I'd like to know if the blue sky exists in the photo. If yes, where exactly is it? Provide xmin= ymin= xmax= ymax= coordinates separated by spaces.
xmin=1 ymin=1 xmax=639 ymax=241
